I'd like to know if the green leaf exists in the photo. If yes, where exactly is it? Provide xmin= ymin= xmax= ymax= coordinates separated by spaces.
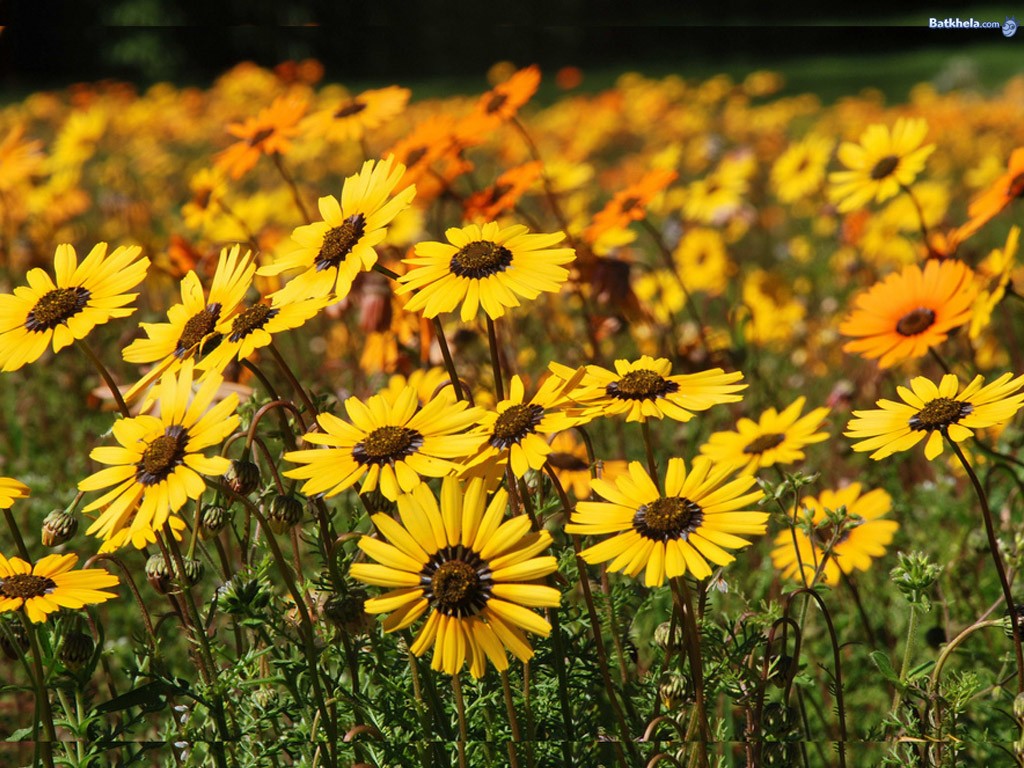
xmin=870 ymin=651 xmax=903 ymax=688
xmin=94 ymin=679 xmax=189 ymax=715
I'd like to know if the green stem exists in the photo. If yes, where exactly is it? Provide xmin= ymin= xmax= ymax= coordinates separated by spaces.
xmin=452 ymin=673 xmax=468 ymax=768
xmin=433 ymin=317 xmax=466 ymax=401
xmin=946 ymin=435 xmax=1024 ymax=694
xmin=271 ymin=152 xmax=312 ymax=225
xmin=486 ymin=315 xmax=506 ymax=401
xmin=77 ymin=339 xmax=130 ymax=418
xmin=2 ymin=507 xmax=30 ymax=561
xmin=640 ymin=420 xmax=660 ymax=491
xmin=267 ymin=341 xmax=318 ymax=418
xmin=891 ymin=605 xmax=919 ymax=713
xmin=500 ymin=671 xmax=523 ymax=768
xmin=24 ymin=617 xmax=56 ymax=768
xmin=672 ymin=578 xmax=711 ymax=768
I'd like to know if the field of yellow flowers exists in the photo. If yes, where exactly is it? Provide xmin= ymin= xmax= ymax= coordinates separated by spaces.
xmin=2 ymin=58 xmax=1024 ymax=767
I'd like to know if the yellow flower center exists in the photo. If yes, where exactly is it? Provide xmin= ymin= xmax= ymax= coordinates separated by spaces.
xmin=606 ymin=369 xmax=680 ymax=401
xmin=449 ymin=241 xmax=514 ymax=279
xmin=422 ymin=546 xmax=493 ymax=617
xmin=633 ymin=497 xmax=703 ymax=542
xmin=137 ymin=426 xmax=189 ymax=485
xmin=743 ymin=433 xmax=786 ymax=455
xmin=352 ymin=426 xmax=423 ymax=466
xmin=895 ymin=307 xmax=936 ymax=336
xmin=230 ymin=303 xmax=279 ymax=342
xmin=0 ymin=573 xmax=56 ymax=599
xmin=25 ymin=287 xmax=91 ymax=332
xmin=908 ymin=397 xmax=973 ymax=432
xmin=316 ymin=214 xmax=367 ymax=271
xmin=175 ymin=304 xmax=222 ymax=358
xmin=870 ymin=154 xmax=900 ymax=180
xmin=334 ymin=100 xmax=366 ymax=118
xmin=490 ymin=404 xmax=545 ymax=448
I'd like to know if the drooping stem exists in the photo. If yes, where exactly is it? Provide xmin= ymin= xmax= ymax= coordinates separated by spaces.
xmin=271 ymin=152 xmax=312 ymax=225
xmin=77 ymin=339 xmax=130 ymax=418
xmin=946 ymin=435 xmax=1024 ymax=693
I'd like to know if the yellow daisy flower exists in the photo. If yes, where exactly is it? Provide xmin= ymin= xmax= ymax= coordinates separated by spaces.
xmin=199 ymin=289 xmax=331 ymax=372
xmin=699 ymin=397 xmax=830 ymax=474
xmin=78 ymin=360 xmax=240 ymax=550
xmin=771 ymin=134 xmax=833 ymax=204
xmin=462 ymin=371 xmax=591 ymax=481
xmin=845 ymin=373 xmax=1024 ymax=461
xmin=283 ymin=385 xmax=485 ymax=502
xmin=546 ymin=432 xmax=628 ymax=500
xmin=123 ymin=245 xmax=255 ymax=402
xmin=566 ymin=458 xmax=766 ymax=587
xmin=0 ymin=477 xmax=30 ymax=509
xmin=0 ymin=242 xmax=150 ymax=372
xmin=303 ymin=85 xmax=411 ymax=144
xmin=350 ymin=477 xmax=560 ymax=678
xmin=260 ymin=156 xmax=415 ymax=301
xmin=549 ymin=355 xmax=745 ymax=424
xmin=829 ymin=118 xmax=935 ymax=213
xmin=397 ymin=222 xmax=575 ymax=322
xmin=0 ymin=553 xmax=118 ymax=624
xmin=771 ymin=484 xmax=898 ymax=586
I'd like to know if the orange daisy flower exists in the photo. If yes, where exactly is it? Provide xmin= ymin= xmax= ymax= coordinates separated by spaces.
xmin=958 ymin=147 xmax=1024 ymax=241
xmin=471 ymin=65 xmax=541 ymax=128
xmin=385 ymin=115 xmax=468 ymax=200
xmin=303 ymin=85 xmax=411 ymax=144
xmin=463 ymin=162 xmax=543 ymax=221
xmin=214 ymin=96 xmax=307 ymax=180
xmin=839 ymin=259 xmax=977 ymax=369
xmin=583 ymin=169 xmax=677 ymax=244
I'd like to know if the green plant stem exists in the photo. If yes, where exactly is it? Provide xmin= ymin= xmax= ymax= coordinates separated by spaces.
xmin=214 ymin=482 xmax=339 ymax=763
xmin=267 ymin=341 xmax=318 ymax=418
xmin=77 ymin=338 xmax=131 ymax=418
xmin=946 ymin=435 xmax=1024 ymax=694
xmin=83 ymin=554 xmax=158 ymax=653
xmin=486 ymin=315 xmax=506 ymax=400
xmin=2 ymin=507 xmax=30 ymax=560
xmin=640 ymin=420 xmax=660 ymax=490
xmin=271 ymin=152 xmax=312 ymax=224
xmin=452 ymin=673 xmax=468 ymax=768
xmin=891 ymin=604 xmax=919 ymax=713
xmin=24 ymin=617 xmax=56 ymax=768
xmin=672 ymin=578 xmax=711 ymax=768
xmin=159 ymin=528 xmax=234 ymax=768
xmin=500 ymin=671 xmax=523 ymax=768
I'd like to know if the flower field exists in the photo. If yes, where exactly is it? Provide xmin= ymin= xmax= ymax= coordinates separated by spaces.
xmin=2 ymin=57 xmax=1024 ymax=766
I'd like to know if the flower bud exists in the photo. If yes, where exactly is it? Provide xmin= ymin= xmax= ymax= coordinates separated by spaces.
xmin=225 ymin=459 xmax=261 ymax=496
xmin=658 ymin=673 xmax=689 ymax=710
xmin=266 ymin=494 xmax=303 ymax=534
xmin=146 ymin=553 xmax=204 ymax=593
xmin=200 ymin=504 xmax=230 ymax=538
xmin=323 ymin=590 xmax=371 ymax=634
xmin=41 ymin=509 xmax=78 ymax=547
xmin=59 ymin=630 xmax=94 ymax=671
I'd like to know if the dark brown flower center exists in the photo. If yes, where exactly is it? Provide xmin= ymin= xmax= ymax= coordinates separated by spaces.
xmin=421 ymin=546 xmax=492 ymax=617
xmin=334 ymin=100 xmax=366 ymax=119
xmin=633 ymin=497 xmax=704 ymax=542
xmin=908 ymin=397 xmax=973 ymax=432
xmin=547 ymin=452 xmax=589 ymax=472
xmin=137 ymin=425 xmax=189 ymax=485
xmin=175 ymin=303 xmax=222 ymax=358
xmin=247 ymin=127 xmax=275 ymax=147
xmin=606 ymin=369 xmax=680 ymax=401
xmin=316 ymin=214 xmax=367 ymax=271
xmin=870 ymin=154 xmax=900 ymax=180
xmin=743 ymin=433 xmax=786 ymax=455
xmin=449 ymin=240 xmax=514 ymax=279
xmin=0 ymin=573 xmax=57 ymax=599
xmin=194 ymin=188 xmax=213 ymax=210
xmin=25 ymin=287 xmax=90 ymax=332
xmin=619 ymin=196 xmax=641 ymax=213
xmin=490 ymin=404 xmax=545 ymax=448
xmin=895 ymin=307 xmax=936 ymax=336
xmin=405 ymin=146 xmax=428 ymax=167
xmin=1008 ymin=172 xmax=1024 ymax=199
xmin=229 ymin=303 xmax=279 ymax=342
xmin=352 ymin=426 xmax=423 ymax=466
xmin=485 ymin=92 xmax=508 ymax=114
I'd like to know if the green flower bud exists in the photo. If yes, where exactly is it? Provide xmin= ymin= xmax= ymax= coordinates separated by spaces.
xmin=41 ymin=509 xmax=78 ymax=547
xmin=266 ymin=494 xmax=303 ymax=534
xmin=225 ymin=459 xmax=261 ymax=496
